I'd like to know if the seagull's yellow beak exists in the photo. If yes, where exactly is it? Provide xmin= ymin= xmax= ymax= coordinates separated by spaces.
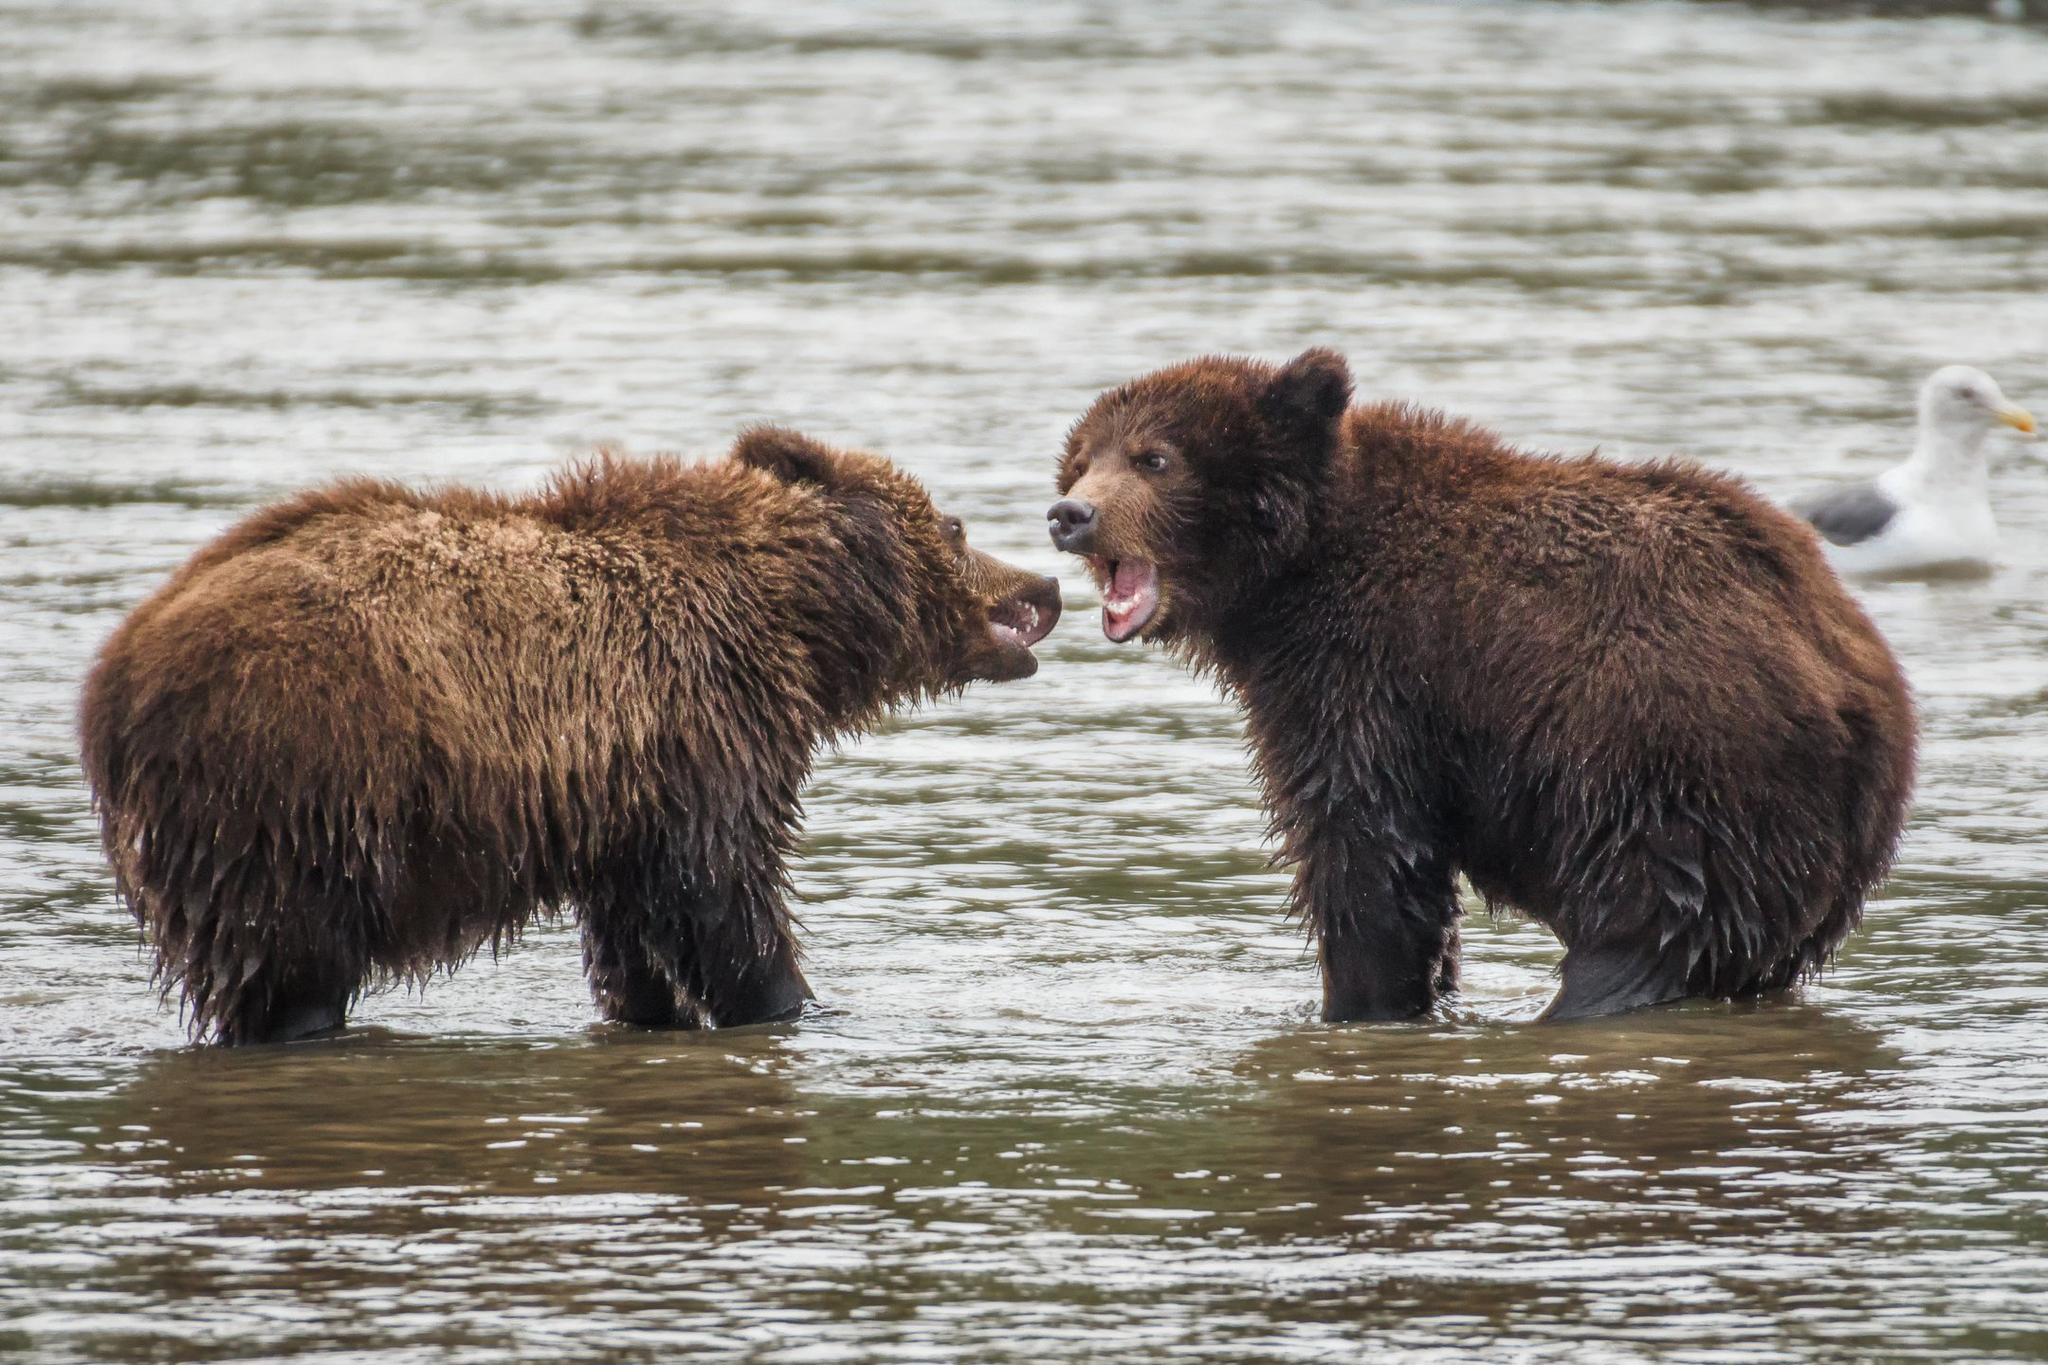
xmin=1996 ymin=401 xmax=2037 ymax=435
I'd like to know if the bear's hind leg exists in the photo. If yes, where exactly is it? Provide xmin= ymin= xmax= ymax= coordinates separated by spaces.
xmin=1771 ymin=887 xmax=1865 ymax=995
xmin=646 ymin=879 xmax=812 ymax=1028
xmin=1540 ymin=939 xmax=1692 ymax=1021
xmin=1540 ymin=803 xmax=1739 ymax=1023
xmin=210 ymin=945 xmax=362 ymax=1045
xmin=583 ymin=905 xmax=809 ymax=1029
xmin=257 ymin=994 xmax=351 ymax=1043
xmin=705 ymin=942 xmax=813 ymax=1027
xmin=583 ymin=814 xmax=814 ymax=1031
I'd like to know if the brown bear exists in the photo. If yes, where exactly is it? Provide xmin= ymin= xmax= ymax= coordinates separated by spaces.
xmin=81 ymin=427 xmax=1060 ymax=1045
xmin=1049 ymin=349 xmax=1915 ymax=1021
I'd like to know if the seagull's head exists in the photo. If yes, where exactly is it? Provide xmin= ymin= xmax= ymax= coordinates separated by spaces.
xmin=1920 ymin=365 xmax=2036 ymax=450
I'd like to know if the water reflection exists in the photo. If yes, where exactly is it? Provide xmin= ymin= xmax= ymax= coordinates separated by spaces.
xmin=1235 ymin=1006 xmax=1902 ymax=1245
xmin=97 ymin=1029 xmax=809 ymax=1198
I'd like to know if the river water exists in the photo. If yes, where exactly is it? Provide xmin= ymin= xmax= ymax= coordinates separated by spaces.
xmin=3 ymin=2 xmax=2047 ymax=1361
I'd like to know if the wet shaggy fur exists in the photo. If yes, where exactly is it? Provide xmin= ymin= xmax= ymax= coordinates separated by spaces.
xmin=81 ymin=428 xmax=1059 ymax=1045
xmin=1055 ymin=349 xmax=1916 ymax=1021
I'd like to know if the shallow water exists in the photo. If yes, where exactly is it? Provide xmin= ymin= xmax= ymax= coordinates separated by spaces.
xmin=3 ymin=2 xmax=2048 ymax=1360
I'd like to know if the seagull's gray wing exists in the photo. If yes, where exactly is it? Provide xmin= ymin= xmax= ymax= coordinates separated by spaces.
xmin=1790 ymin=480 xmax=1899 ymax=547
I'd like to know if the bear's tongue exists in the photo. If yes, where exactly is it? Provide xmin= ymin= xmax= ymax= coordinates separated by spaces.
xmin=1102 ymin=559 xmax=1160 ymax=643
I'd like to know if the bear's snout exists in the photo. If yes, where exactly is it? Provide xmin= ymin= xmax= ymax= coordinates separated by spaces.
xmin=1047 ymin=498 xmax=1097 ymax=553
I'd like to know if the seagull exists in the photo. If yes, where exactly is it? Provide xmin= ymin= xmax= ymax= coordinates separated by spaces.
xmin=1792 ymin=366 xmax=2037 ymax=578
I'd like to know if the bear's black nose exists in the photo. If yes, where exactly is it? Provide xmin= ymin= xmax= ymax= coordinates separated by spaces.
xmin=1047 ymin=498 xmax=1097 ymax=552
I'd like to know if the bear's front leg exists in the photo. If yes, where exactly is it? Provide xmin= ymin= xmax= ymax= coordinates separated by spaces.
xmin=1319 ymin=914 xmax=1461 ymax=1022
xmin=1292 ymin=817 xmax=1461 ymax=1022
xmin=582 ymin=896 xmax=699 ymax=1028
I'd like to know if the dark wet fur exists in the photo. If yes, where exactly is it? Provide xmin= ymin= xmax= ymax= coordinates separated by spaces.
xmin=1059 ymin=350 xmax=1917 ymax=1021
xmin=81 ymin=428 xmax=1055 ymax=1044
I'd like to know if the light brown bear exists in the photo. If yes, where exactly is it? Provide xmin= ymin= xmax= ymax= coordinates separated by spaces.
xmin=82 ymin=428 xmax=1059 ymax=1044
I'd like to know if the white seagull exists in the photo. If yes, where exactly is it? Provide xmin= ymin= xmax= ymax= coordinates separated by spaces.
xmin=1792 ymin=365 xmax=2037 ymax=578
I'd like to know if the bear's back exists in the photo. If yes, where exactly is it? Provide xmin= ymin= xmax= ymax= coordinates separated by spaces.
xmin=81 ymin=457 xmax=821 ymax=831
xmin=1327 ymin=404 xmax=1907 ymax=771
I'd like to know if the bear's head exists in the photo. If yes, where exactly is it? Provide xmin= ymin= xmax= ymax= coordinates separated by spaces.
xmin=1048 ymin=348 xmax=1352 ymax=645
xmin=734 ymin=428 xmax=1061 ymax=706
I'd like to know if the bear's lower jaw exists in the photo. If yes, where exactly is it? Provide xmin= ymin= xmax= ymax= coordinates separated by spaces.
xmin=986 ymin=621 xmax=1040 ymax=678
xmin=979 ymin=628 xmax=1040 ymax=680
xmin=1098 ymin=558 xmax=1160 ymax=643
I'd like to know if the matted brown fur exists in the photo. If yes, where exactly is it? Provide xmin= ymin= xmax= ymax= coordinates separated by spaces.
xmin=81 ymin=428 xmax=1059 ymax=1044
xmin=1054 ymin=349 xmax=1915 ymax=1021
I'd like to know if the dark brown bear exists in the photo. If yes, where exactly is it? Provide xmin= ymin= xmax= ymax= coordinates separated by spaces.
xmin=82 ymin=428 xmax=1059 ymax=1045
xmin=1050 ymin=349 xmax=1914 ymax=1021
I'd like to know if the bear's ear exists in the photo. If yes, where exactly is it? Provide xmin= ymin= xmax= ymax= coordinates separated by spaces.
xmin=732 ymin=425 xmax=847 ymax=488
xmin=1257 ymin=348 xmax=1352 ymax=451
xmin=1226 ymin=349 xmax=1349 ymax=556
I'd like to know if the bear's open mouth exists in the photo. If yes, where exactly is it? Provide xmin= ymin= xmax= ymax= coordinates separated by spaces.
xmin=988 ymin=592 xmax=1057 ymax=652
xmin=1088 ymin=557 xmax=1160 ymax=643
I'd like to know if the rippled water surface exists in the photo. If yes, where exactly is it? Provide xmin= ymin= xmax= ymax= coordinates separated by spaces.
xmin=4 ymin=2 xmax=2048 ymax=1360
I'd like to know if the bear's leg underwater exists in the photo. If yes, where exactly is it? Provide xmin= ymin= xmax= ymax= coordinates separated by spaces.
xmin=1541 ymin=884 xmax=1865 ymax=1022
xmin=263 ymin=996 xmax=351 ymax=1042
xmin=1318 ymin=915 xmax=1463 ymax=1022
xmin=202 ymin=902 xmax=367 ymax=1046
xmin=232 ymin=975 xmax=355 ymax=1045
xmin=1298 ymin=821 xmax=1465 ymax=1022
xmin=578 ymin=827 xmax=816 ymax=1030
xmin=582 ymin=911 xmax=698 ymax=1028
xmin=1533 ymin=816 xmax=1797 ymax=1022
xmin=709 ymin=945 xmax=814 ymax=1027
xmin=582 ymin=912 xmax=813 ymax=1029
xmin=1541 ymin=940 xmax=1695 ymax=1021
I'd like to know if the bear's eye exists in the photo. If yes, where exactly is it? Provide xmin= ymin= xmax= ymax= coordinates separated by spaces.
xmin=940 ymin=515 xmax=965 ymax=546
xmin=1135 ymin=449 xmax=1170 ymax=473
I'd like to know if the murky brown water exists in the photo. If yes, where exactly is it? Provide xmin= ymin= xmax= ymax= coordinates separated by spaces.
xmin=4 ymin=2 xmax=2048 ymax=1360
